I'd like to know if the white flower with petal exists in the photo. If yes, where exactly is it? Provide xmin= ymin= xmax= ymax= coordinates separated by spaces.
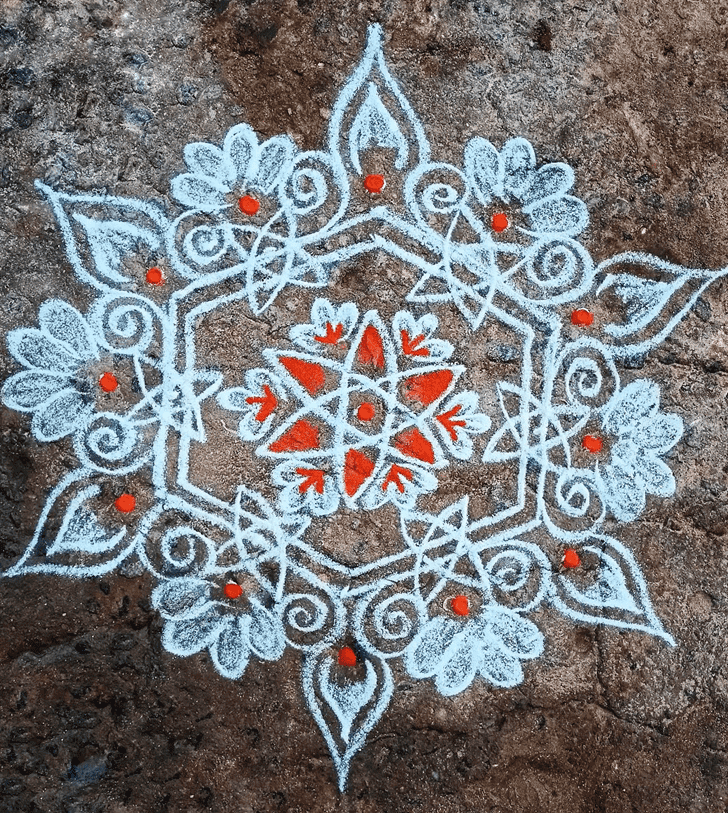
xmin=404 ymin=605 xmax=544 ymax=695
xmin=170 ymin=123 xmax=298 ymax=212
xmin=464 ymin=137 xmax=589 ymax=237
xmin=596 ymin=379 xmax=683 ymax=522
xmin=152 ymin=577 xmax=285 ymax=680
xmin=2 ymin=300 xmax=99 ymax=441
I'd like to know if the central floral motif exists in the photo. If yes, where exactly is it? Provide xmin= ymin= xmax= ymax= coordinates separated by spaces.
xmin=1 ymin=23 xmax=725 ymax=794
xmin=218 ymin=300 xmax=490 ymax=515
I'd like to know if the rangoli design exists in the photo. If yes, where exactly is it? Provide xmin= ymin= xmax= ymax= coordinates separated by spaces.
xmin=3 ymin=26 xmax=726 ymax=789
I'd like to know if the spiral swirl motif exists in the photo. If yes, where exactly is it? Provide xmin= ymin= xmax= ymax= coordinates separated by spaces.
xmin=183 ymin=222 xmax=228 ymax=266
xmin=407 ymin=162 xmax=468 ymax=228
xmin=557 ymin=342 xmax=619 ymax=409
xmin=75 ymin=412 xmax=145 ymax=474
xmin=486 ymin=549 xmax=533 ymax=593
xmin=156 ymin=527 xmax=216 ymax=576
xmin=90 ymin=294 xmax=160 ymax=355
xmin=520 ymin=237 xmax=592 ymax=301
xmin=281 ymin=591 xmax=342 ymax=650
xmin=353 ymin=588 xmax=422 ymax=658
xmin=282 ymin=153 xmax=342 ymax=216
xmin=482 ymin=543 xmax=550 ymax=612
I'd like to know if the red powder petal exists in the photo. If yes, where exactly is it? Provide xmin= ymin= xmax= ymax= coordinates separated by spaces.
xmin=239 ymin=195 xmax=260 ymax=215
xmin=582 ymin=435 xmax=603 ymax=453
xmin=364 ymin=174 xmax=385 ymax=194
xmin=115 ymin=493 xmax=136 ymax=513
xmin=402 ymin=370 xmax=453 ymax=406
xmin=451 ymin=595 xmax=469 ymax=616
xmin=394 ymin=427 xmax=435 ymax=464
xmin=99 ymin=372 xmax=118 ymax=393
xmin=563 ymin=549 xmax=581 ymax=568
xmin=357 ymin=325 xmax=385 ymax=369
xmin=338 ymin=646 xmax=357 ymax=666
xmin=343 ymin=449 xmax=375 ymax=496
xmin=223 ymin=583 xmax=243 ymax=599
xmin=571 ymin=309 xmax=594 ymax=326
xmin=269 ymin=420 xmax=320 ymax=453
xmin=280 ymin=357 xmax=326 ymax=395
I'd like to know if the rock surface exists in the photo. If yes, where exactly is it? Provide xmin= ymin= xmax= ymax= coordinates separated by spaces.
xmin=1 ymin=1 xmax=728 ymax=811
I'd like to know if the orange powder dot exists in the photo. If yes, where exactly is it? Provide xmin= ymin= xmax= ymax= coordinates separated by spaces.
xmin=115 ymin=493 xmax=136 ymax=513
xmin=239 ymin=195 xmax=260 ymax=215
xmin=223 ymin=583 xmax=243 ymax=599
xmin=451 ymin=595 xmax=470 ymax=617
xmin=338 ymin=646 xmax=357 ymax=666
xmin=571 ymin=308 xmax=594 ymax=326
xmin=491 ymin=212 xmax=509 ymax=233
xmin=582 ymin=435 xmax=603 ymax=454
xmin=563 ymin=549 xmax=581 ymax=569
xmin=364 ymin=174 xmax=385 ymax=194
xmin=146 ymin=267 xmax=164 ymax=285
xmin=99 ymin=372 xmax=118 ymax=393
xmin=357 ymin=402 xmax=375 ymax=421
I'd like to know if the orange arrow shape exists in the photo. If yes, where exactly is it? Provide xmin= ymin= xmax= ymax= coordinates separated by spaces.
xmin=245 ymin=384 xmax=278 ymax=422
xmin=436 ymin=404 xmax=467 ymax=441
xmin=295 ymin=468 xmax=325 ymax=494
xmin=314 ymin=322 xmax=344 ymax=345
xmin=400 ymin=330 xmax=429 ymax=357
xmin=382 ymin=464 xmax=414 ymax=493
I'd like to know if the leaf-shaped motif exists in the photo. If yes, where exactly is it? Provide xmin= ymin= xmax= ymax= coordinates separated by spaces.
xmin=404 ymin=616 xmax=459 ymax=678
xmin=550 ymin=535 xmax=675 ymax=644
xmin=210 ymin=616 xmax=251 ymax=679
xmin=521 ymin=163 xmax=575 ymax=205
xmin=248 ymin=601 xmax=286 ymax=660
xmin=7 ymin=328 xmax=82 ymax=372
xmin=1 ymin=371 xmax=71 ymax=411
xmin=74 ymin=215 xmax=163 ymax=284
xmin=479 ymin=644 xmax=523 ymax=687
xmin=501 ymin=138 xmax=536 ymax=197
xmin=595 ymin=252 xmax=728 ymax=357
xmin=434 ymin=635 xmax=480 ymax=696
xmin=183 ymin=142 xmax=229 ymax=180
xmin=464 ymin=137 xmax=500 ymax=204
xmin=3 ymin=469 xmax=139 ymax=578
xmin=319 ymin=656 xmax=378 ymax=741
xmin=152 ymin=578 xmax=212 ymax=621
xmin=35 ymin=182 xmax=170 ymax=291
xmin=483 ymin=606 xmax=544 ymax=659
xmin=163 ymin=609 xmax=225 ymax=657
xmin=303 ymin=649 xmax=394 ymax=791
xmin=39 ymin=300 xmax=98 ymax=359
xmin=327 ymin=23 xmax=430 ymax=186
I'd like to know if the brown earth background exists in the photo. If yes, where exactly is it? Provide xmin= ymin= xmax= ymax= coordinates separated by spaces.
xmin=1 ymin=1 xmax=728 ymax=811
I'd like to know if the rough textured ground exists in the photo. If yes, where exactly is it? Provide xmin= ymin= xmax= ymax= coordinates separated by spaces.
xmin=1 ymin=1 xmax=728 ymax=811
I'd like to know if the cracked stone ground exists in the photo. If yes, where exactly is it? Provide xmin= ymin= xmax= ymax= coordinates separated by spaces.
xmin=1 ymin=1 xmax=728 ymax=811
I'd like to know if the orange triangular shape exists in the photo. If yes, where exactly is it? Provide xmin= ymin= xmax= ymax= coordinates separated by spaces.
xmin=357 ymin=325 xmax=385 ymax=369
xmin=343 ymin=448 xmax=375 ymax=496
xmin=280 ymin=357 xmax=325 ymax=395
xmin=269 ymin=419 xmax=320 ymax=453
xmin=403 ymin=370 xmax=453 ymax=406
xmin=394 ymin=427 xmax=435 ymax=464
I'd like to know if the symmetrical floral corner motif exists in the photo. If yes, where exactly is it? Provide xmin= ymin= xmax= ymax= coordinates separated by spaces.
xmin=2 ymin=25 xmax=726 ymax=790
